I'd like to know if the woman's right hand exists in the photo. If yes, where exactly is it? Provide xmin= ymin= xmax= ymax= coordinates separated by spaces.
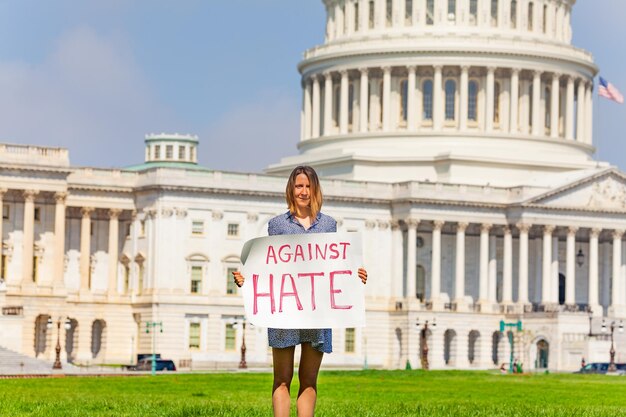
xmin=232 ymin=271 xmax=245 ymax=288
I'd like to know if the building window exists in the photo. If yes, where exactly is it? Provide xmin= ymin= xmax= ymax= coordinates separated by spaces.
xmin=491 ymin=0 xmax=498 ymax=27
xmin=386 ymin=0 xmax=392 ymax=27
xmin=189 ymin=322 xmax=201 ymax=350
xmin=368 ymin=0 xmax=375 ymax=28
xmin=1 ymin=254 xmax=7 ymax=280
xmin=528 ymin=83 xmax=534 ymax=127
xmin=343 ymin=4 xmax=348 ymax=34
xmin=426 ymin=0 xmax=434 ymax=25
xmin=422 ymin=80 xmax=433 ymax=121
xmin=405 ymin=0 xmax=413 ymax=25
xmin=123 ymin=264 xmax=130 ymax=293
xmin=32 ymin=256 xmax=38 ymax=283
xmin=345 ymin=328 xmax=355 ymax=353
xmin=165 ymin=145 xmax=173 ymax=159
xmin=227 ymin=223 xmax=239 ymax=238
xmin=2 ymin=204 xmax=9 ymax=220
xmin=445 ymin=79 xmax=456 ymax=121
xmin=469 ymin=0 xmax=478 ymax=25
xmin=226 ymin=267 xmax=238 ymax=295
xmin=545 ymin=86 xmax=551 ymax=131
xmin=468 ymin=80 xmax=478 ymax=122
xmin=333 ymin=84 xmax=341 ymax=127
xmin=153 ymin=145 xmax=160 ymax=160
xmin=348 ymin=83 xmax=355 ymax=130
xmin=178 ymin=146 xmax=186 ymax=160
xmin=34 ymin=207 xmax=41 ymax=222
xmin=191 ymin=265 xmax=203 ymax=294
xmin=447 ymin=0 xmax=456 ymax=22
xmin=137 ymin=262 xmax=144 ymax=294
xmin=190 ymin=146 xmax=195 ymax=162
xmin=399 ymin=79 xmax=408 ymax=125
xmin=494 ymin=81 xmax=501 ymax=125
xmin=542 ymin=4 xmax=547 ymax=33
xmin=225 ymin=323 xmax=236 ymax=351
xmin=354 ymin=2 xmax=360 ymax=31
xmin=140 ymin=220 xmax=146 ymax=237
xmin=192 ymin=220 xmax=204 ymax=236
xmin=528 ymin=2 xmax=534 ymax=31
xmin=378 ymin=80 xmax=384 ymax=125
xmin=510 ymin=0 xmax=517 ymax=28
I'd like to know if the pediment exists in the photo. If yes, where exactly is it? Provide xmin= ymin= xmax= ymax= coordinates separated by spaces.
xmin=527 ymin=169 xmax=626 ymax=212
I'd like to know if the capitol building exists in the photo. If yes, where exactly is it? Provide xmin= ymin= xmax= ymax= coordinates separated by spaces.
xmin=1 ymin=0 xmax=625 ymax=372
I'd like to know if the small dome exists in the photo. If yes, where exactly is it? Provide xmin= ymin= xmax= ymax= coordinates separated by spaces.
xmin=143 ymin=133 xmax=199 ymax=165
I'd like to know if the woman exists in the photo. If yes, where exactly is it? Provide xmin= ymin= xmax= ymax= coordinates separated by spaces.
xmin=233 ymin=165 xmax=367 ymax=417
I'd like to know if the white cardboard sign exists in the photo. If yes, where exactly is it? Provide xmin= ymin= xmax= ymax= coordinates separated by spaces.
xmin=240 ymin=232 xmax=365 ymax=329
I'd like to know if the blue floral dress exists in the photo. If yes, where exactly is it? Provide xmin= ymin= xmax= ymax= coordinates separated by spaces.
xmin=267 ymin=211 xmax=336 ymax=353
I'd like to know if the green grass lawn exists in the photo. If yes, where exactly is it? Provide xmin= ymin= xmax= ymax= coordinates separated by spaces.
xmin=1 ymin=370 xmax=625 ymax=416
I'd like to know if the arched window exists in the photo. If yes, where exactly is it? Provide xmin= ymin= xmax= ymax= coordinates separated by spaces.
xmin=422 ymin=80 xmax=433 ymax=121
xmin=544 ymin=86 xmax=551 ymax=132
xmin=536 ymin=340 xmax=549 ymax=369
xmin=91 ymin=320 xmax=106 ymax=359
xmin=511 ymin=0 xmax=517 ymax=28
xmin=445 ymin=79 xmax=456 ymax=121
xmin=494 ymin=81 xmax=501 ymax=125
xmin=405 ymin=0 xmax=413 ymax=25
xmin=448 ymin=0 xmax=456 ymax=23
xmin=469 ymin=0 xmax=478 ymax=26
xmin=426 ymin=0 xmax=434 ymax=25
xmin=528 ymin=2 xmax=534 ymax=31
xmin=468 ymin=80 xmax=478 ymax=122
xmin=400 ymin=79 xmax=408 ymax=125
xmin=491 ymin=0 xmax=498 ymax=27
xmin=468 ymin=330 xmax=480 ymax=364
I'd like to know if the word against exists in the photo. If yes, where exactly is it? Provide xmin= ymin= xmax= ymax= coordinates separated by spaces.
xmin=240 ymin=232 xmax=365 ymax=329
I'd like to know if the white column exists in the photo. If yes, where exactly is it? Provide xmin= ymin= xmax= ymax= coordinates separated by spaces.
xmin=433 ymin=65 xmax=443 ymax=130
xmin=312 ymin=75 xmax=321 ymax=138
xmin=550 ymin=73 xmax=560 ymax=138
xmin=479 ymin=223 xmax=491 ymax=304
xmin=517 ymin=223 xmax=530 ymax=305
xmin=359 ymin=68 xmax=369 ymax=133
xmin=576 ymin=79 xmax=585 ymax=142
xmin=53 ymin=192 xmax=67 ymax=288
xmin=454 ymin=222 xmax=468 ymax=307
xmin=407 ymin=66 xmax=417 ymax=131
xmin=532 ymin=70 xmax=541 ymax=136
xmin=22 ymin=190 xmax=38 ymax=285
xmin=589 ymin=228 xmax=600 ymax=313
xmin=565 ymin=76 xmax=574 ymax=140
xmin=551 ymin=235 xmax=559 ymax=304
xmin=565 ymin=227 xmax=577 ymax=305
xmin=502 ymin=226 xmax=513 ymax=304
xmin=0 ymin=189 xmax=5 ymax=278
xmin=510 ymin=68 xmax=520 ymax=134
xmin=486 ymin=67 xmax=495 ymax=132
xmin=382 ymin=66 xmax=391 ymax=131
xmin=611 ymin=230 xmax=623 ymax=312
xmin=431 ymin=220 xmax=444 ymax=302
xmin=303 ymin=79 xmax=312 ymax=139
xmin=542 ymin=225 xmax=554 ymax=304
xmin=488 ymin=234 xmax=497 ymax=303
xmin=108 ymin=209 xmax=121 ymax=296
xmin=459 ymin=65 xmax=469 ymax=131
xmin=340 ymin=70 xmax=349 ymax=134
xmin=585 ymin=82 xmax=593 ymax=144
xmin=406 ymin=218 xmax=419 ymax=300
xmin=391 ymin=220 xmax=403 ymax=298
xmin=323 ymin=71 xmax=333 ymax=136
xmin=80 ymin=207 xmax=94 ymax=291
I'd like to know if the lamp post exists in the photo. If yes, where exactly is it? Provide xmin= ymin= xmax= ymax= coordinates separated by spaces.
xmin=601 ymin=319 xmax=624 ymax=373
xmin=415 ymin=318 xmax=436 ymax=370
xmin=47 ymin=316 xmax=71 ymax=370
xmin=145 ymin=321 xmax=163 ymax=376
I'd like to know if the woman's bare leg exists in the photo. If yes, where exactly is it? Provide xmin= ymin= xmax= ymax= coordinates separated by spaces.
xmin=296 ymin=343 xmax=324 ymax=417
xmin=272 ymin=346 xmax=295 ymax=417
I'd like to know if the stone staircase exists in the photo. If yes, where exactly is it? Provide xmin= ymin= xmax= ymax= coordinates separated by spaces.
xmin=0 ymin=346 xmax=75 ymax=375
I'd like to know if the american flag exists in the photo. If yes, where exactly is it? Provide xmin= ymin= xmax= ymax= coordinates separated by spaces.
xmin=598 ymin=76 xmax=624 ymax=104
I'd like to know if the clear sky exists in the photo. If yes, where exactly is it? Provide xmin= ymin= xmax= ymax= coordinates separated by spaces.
xmin=0 ymin=1 xmax=625 ymax=173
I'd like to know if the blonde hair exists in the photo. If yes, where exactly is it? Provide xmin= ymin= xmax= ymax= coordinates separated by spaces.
xmin=285 ymin=165 xmax=323 ymax=219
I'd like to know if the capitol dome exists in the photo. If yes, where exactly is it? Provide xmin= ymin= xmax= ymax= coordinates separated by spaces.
xmin=267 ymin=0 xmax=599 ymax=186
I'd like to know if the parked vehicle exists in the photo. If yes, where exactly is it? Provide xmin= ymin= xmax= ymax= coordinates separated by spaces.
xmin=575 ymin=362 xmax=626 ymax=374
xmin=130 ymin=358 xmax=176 ymax=371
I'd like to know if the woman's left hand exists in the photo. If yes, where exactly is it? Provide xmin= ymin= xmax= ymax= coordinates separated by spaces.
xmin=358 ymin=268 xmax=368 ymax=284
